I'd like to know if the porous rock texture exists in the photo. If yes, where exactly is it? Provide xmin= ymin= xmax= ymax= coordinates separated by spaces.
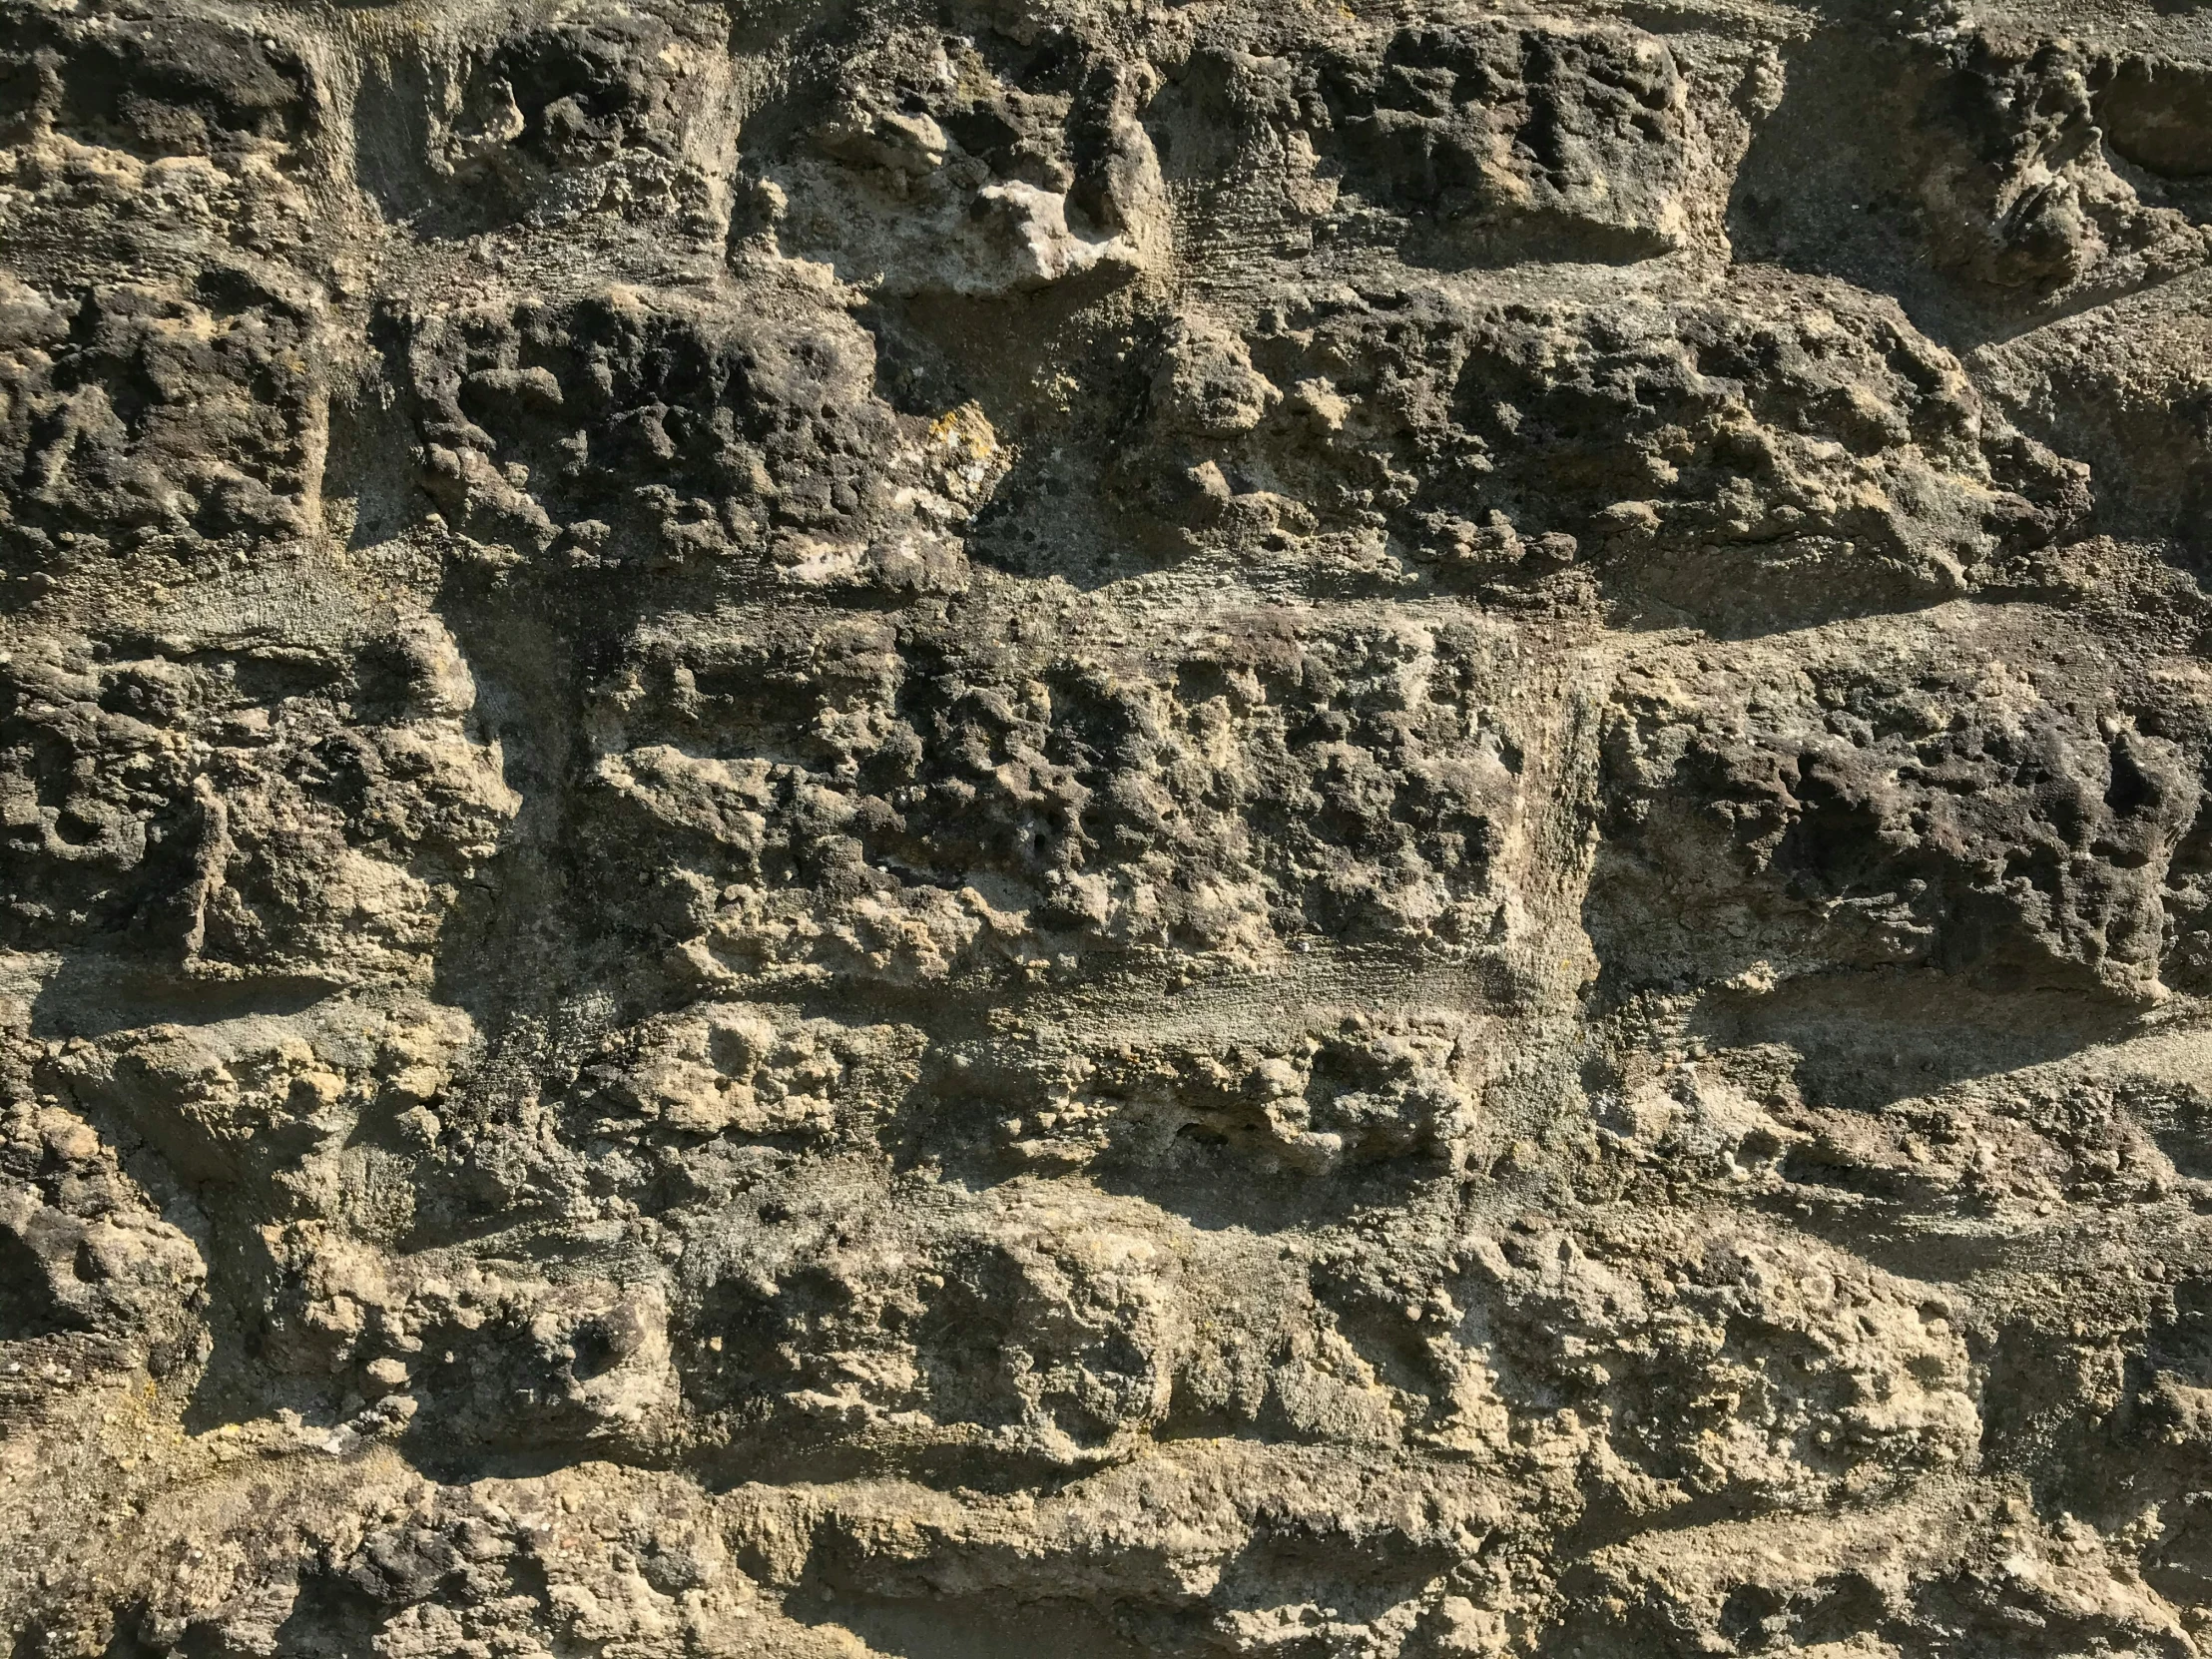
xmin=2 ymin=0 xmax=2212 ymax=1648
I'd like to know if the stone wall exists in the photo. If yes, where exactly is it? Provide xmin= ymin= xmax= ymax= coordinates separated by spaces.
xmin=4 ymin=0 xmax=2212 ymax=1652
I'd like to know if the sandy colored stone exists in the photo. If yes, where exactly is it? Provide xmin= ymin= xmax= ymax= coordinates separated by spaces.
xmin=4 ymin=0 xmax=2212 ymax=1651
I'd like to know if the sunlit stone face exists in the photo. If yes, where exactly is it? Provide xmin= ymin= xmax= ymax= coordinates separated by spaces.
xmin=4 ymin=0 xmax=2212 ymax=1653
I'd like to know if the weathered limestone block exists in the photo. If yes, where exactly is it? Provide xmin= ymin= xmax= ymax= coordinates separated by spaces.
xmin=5 ymin=0 xmax=2212 ymax=1654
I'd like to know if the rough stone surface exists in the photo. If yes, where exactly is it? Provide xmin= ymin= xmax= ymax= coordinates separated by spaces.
xmin=2 ymin=0 xmax=2212 ymax=1651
